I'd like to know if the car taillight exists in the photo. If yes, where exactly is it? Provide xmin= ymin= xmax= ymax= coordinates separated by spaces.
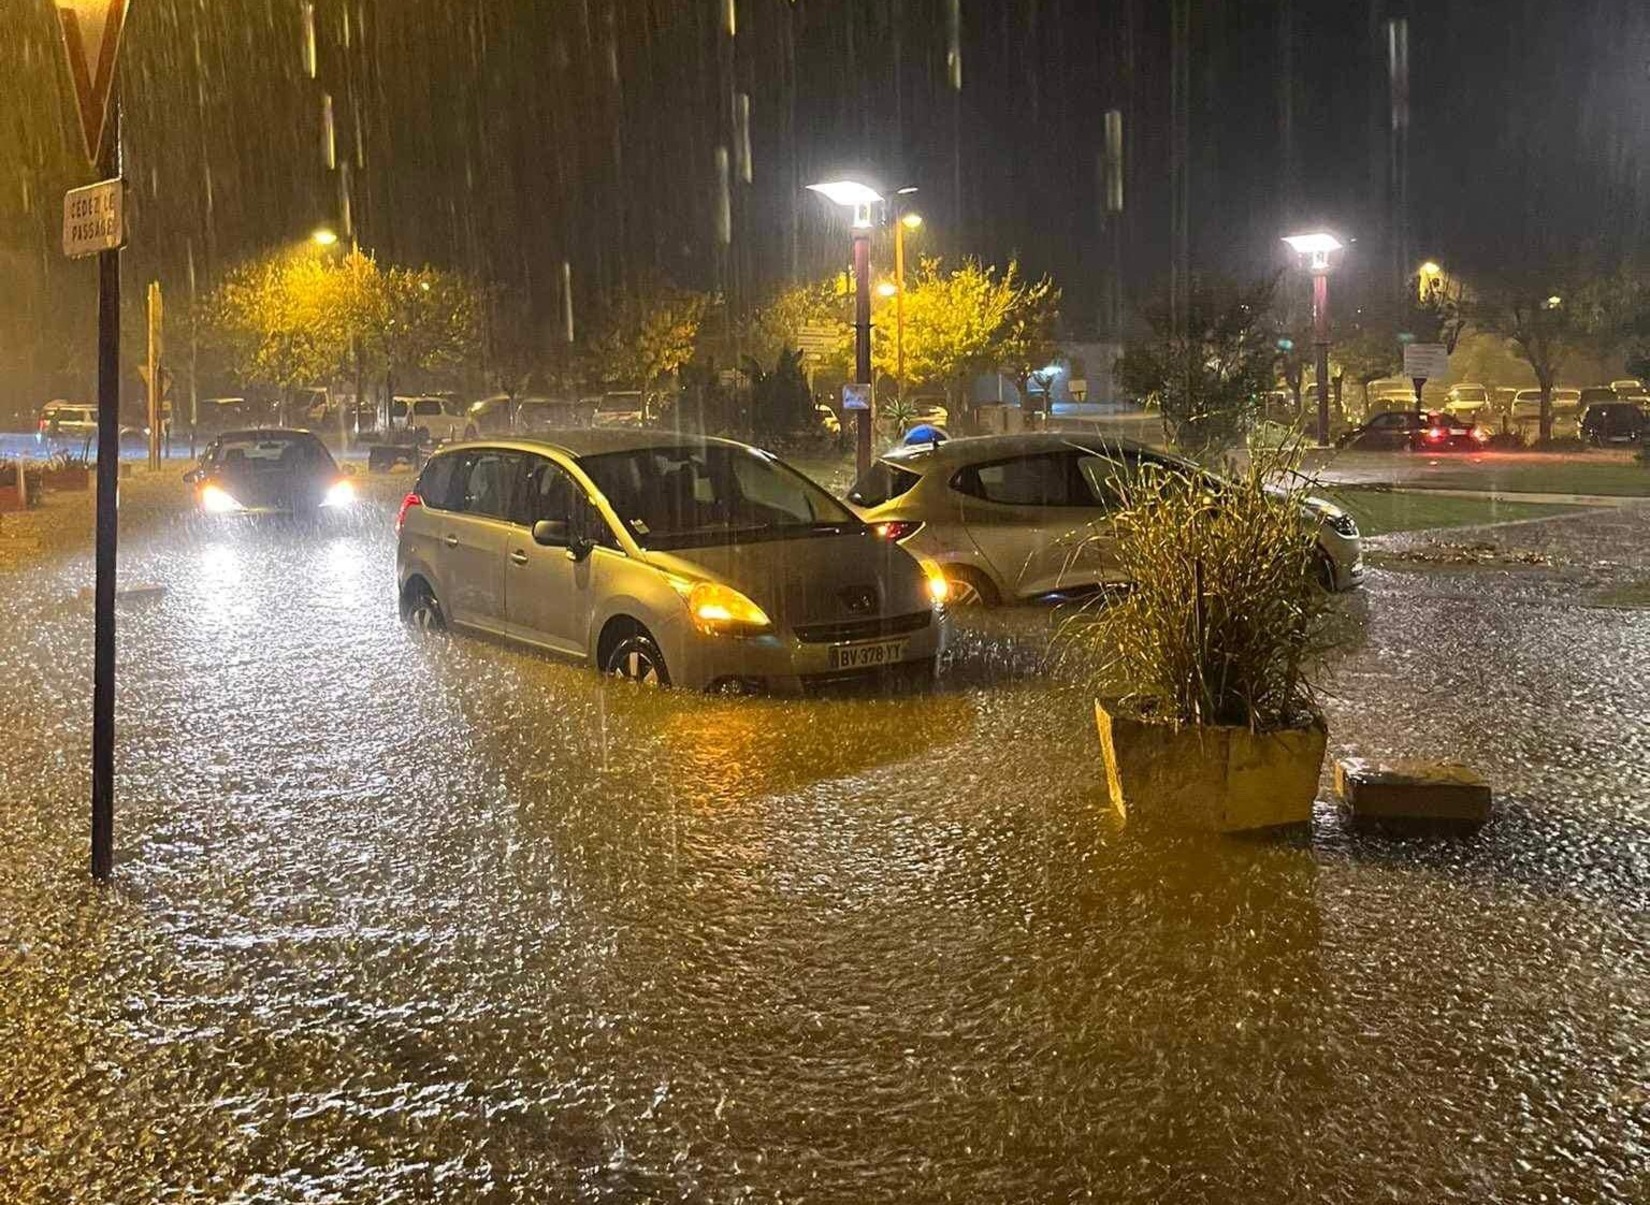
xmin=1426 ymin=427 xmax=1447 ymax=441
xmin=395 ymin=492 xmax=422 ymax=533
xmin=872 ymin=519 xmax=925 ymax=542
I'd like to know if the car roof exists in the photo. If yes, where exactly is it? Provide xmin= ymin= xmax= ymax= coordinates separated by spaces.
xmin=215 ymin=427 xmax=320 ymax=440
xmin=445 ymin=430 xmax=755 ymax=458
xmin=879 ymin=431 xmax=1158 ymax=469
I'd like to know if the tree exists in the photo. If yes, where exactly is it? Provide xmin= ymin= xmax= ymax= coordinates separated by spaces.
xmin=1116 ymin=276 xmax=1279 ymax=460
xmin=740 ymin=279 xmax=850 ymax=374
xmin=994 ymin=273 xmax=1063 ymax=417
xmin=1477 ymin=274 xmax=1611 ymax=442
xmin=744 ymin=348 xmax=814 ymax=437
xmin=584 ymin=282 xmax=712 ymax=419
xmin=874 ymin=257 xmax=1039 ymax=427
xmin=206 ymin=248 xmax=481 ymax=428
xmin=205 ymin=253 xmax=353 ymax=422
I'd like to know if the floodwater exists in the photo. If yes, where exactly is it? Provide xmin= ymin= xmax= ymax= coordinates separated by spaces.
xmin=1 ymin=500 xmax=1645 ymax=1202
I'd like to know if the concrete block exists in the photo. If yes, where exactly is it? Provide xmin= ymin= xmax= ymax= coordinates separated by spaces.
xmin=1334 ymin=758 xmax=1492 ymax=828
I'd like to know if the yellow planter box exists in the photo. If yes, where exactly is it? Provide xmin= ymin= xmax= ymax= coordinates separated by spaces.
xmin=1095 ymin=702 xmax=1326 ymax=832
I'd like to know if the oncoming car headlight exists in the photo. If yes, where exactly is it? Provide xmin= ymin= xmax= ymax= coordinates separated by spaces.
xmin=322 ymin=479 xmax=356 ymax=507
xmin=669 ymin=578 xmax=772 ymax=635
xmin=199 ymin=484 xmax=242 ymax=514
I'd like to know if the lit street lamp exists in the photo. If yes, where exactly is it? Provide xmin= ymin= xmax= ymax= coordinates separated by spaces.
xmin=1417 ymin=258 xmax=1441 ymax=302
xmin=807 ymin=179 xmax=883 ymax=475
xmin=892 ymin=195 xmax=922 ymax=415
xmin=1283 ymin=231 xmax=1344 ymax=446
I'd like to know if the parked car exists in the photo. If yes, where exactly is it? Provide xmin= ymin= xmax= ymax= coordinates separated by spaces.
xmin=467 ymin=395 xmax=592 ymax=436
xmin=909 ymin=401 xmax=949 ymax=429
xmin=183 ymin=428 xmax=355 ymax=515
xmin=1339 ymin=409 xmax=1485 ymax=452
xmin=1442 ymin=383 xmax=1491 ymax=421
xmin=391 ymin=396 xmax=476 ymax=445
xmin=1509 ymin=389 xmax=1581 ymax=438
xmin=1579 ymin=401 xmax=1647 ymax=446
xmin=396 ymin=432 xmax=948 ymax=692
xmin=36 ymin=399 xmax=148 ymax=451
xmin=815 ymin=404 xmax=842 ymax=436
xmin=845 ymin=433 xmax=1362 ymax=604
xmin=1608 ymin=379 xmax=1644 ymax=397
xmin=591 ymin=392 xmax=646 ymax=428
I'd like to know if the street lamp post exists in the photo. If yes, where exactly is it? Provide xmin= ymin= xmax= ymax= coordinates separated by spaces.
xmin=807 ymin=180 xmax=883 ymax=477
xmin=1283 ymin=232 xmax=1344 ymax=446
xmin=894 ymin=207 xmax=921 ymax=413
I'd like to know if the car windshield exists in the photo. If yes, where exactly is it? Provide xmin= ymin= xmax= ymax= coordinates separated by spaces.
xmin=213 ymin=433 xmax=331 ymax=472
xmin=577 ymin=444 xmax=860 ymax=550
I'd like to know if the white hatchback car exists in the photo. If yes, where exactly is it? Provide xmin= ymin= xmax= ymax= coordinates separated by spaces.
xmin=847 ymin=434 xmax=1363 ymax=605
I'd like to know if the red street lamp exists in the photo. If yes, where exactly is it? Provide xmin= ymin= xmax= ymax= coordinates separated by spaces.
xmin=1283 ymin=231 xmax=1345 ymax=446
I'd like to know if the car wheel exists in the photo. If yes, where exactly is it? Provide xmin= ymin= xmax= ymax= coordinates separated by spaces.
xmin=941 ymin=565 xmax=999 ymax=608
xmin=604 ymin=630 xmax=670 ymax=687
xmin=1313 ymin=549 xmax=1339 ymax=592
xmin=402 ymin=581 xmax=446 ymax=633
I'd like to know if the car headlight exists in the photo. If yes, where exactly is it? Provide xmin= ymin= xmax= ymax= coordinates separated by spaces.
xmin=199 ymin=484 xmax=242 ymax=514
xmin=669 ymin=578 xmax=772 ymax=634
xmin=1325 ymin=511 xmax=1358 ymax=537
xmin=919 ymin=558 xmax=950 ymax=605
xmin=321 ymin=479 xmax=355 ymax=507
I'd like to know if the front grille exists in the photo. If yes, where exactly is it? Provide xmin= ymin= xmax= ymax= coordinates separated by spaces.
xmin=792 ymin=610 xmax=932 ymax=645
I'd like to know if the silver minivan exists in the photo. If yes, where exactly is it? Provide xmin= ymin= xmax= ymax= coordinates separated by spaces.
xmin=396 ymin=432 xmax=949 ymax=693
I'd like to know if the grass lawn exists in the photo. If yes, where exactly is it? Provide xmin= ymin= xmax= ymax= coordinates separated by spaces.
xmin=1316 ymin=451 xmax=1650 ymax=497
xmin=1326 ymin=488 xmax=1583 ymax=536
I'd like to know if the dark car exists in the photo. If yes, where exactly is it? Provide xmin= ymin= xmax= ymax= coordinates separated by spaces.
xmin=183 ymin=428 xmax=356 ymax=515
xmin=1338 ymin=410 xmax=1485 ymax=452
xmin=1579 ymin=401 xmax=1647 ymax=446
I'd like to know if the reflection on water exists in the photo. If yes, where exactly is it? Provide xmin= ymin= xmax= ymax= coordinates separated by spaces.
xmin=0 ymin=506 xmax=1643 ymax=1201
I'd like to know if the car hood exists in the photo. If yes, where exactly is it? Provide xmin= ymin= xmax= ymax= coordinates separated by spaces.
xmin=208 ymin=465 xmax=334 ymax=508
xmin=641 ymin=530 xmax=931 ymax=627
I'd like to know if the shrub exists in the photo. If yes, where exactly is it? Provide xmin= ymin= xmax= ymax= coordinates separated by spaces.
xmin=1064 ymin=444 xmax=1345 ymax=731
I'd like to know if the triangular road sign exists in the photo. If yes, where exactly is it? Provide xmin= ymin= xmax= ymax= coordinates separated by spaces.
xmin=55 ymin=1 xmax=132 ymax=164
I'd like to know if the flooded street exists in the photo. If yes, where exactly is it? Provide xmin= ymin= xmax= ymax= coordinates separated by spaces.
xmin=2 ymin=500 xmax=1646 ymax=1202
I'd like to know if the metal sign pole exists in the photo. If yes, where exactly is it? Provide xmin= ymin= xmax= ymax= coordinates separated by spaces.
xmin=90 ymin=96 xmax=120 ymax=881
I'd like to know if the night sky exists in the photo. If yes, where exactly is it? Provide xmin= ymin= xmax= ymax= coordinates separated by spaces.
xmin=3 ymin=0 xmax=1648 ymax=405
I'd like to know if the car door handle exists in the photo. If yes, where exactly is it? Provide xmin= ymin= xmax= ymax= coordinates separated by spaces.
xmin=443 ymin=533 xmax=459 ymax=548
xmin=509 ymin=549 xmax=529 ymax=565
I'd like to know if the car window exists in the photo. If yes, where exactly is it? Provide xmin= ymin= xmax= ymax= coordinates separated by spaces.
xmin=1074 ymin=454 xmax=1132 ymax=507
xmin=1370 ymin=413 xmax=1405 ymax=429
xmin=457 ymin=450 xmax=520 ymax=519
xmin=510 ymin=455 xmax=578 ymax=526
xmin=848 ymin=460 xmax=923 ymax=507
xmin=952 ymin=453 xmax=1082 ymax=507
xmin=577 ymin=443 xmax=857 ymax=550
xmin=413 ymin=399 xmax=442 ymax=417
xmin=415 ymin=452 xmax=462 ymax=510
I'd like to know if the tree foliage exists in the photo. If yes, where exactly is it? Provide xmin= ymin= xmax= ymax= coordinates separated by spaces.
xmin=204 ymin=247 xmax=480 ymax=408
xmin=584 ymin=282 xmax=712 ymax=414
xmin=1116 ymin=276 xmax=1280 ymax=459
xmin=1476 ymin=272 xmax=1615 ymax=441
xmin=874 ymin=257 xmax=1055 ymax=419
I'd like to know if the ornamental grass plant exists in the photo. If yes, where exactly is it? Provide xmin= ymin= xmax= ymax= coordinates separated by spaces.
xmin=1068 ymin=443 xmax=1346 ymax=733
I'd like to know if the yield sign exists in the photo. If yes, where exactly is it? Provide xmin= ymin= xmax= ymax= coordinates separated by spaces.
xmin=55 ymin=1 xmax=132 ymax=164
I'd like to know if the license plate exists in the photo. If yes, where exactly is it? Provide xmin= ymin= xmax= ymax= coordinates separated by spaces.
xmin=827 ymin=639 xmax=907 ymax=670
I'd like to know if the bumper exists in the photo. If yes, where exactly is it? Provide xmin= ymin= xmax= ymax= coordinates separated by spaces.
xmin=660 ymin=608 xmax=949 ymax=694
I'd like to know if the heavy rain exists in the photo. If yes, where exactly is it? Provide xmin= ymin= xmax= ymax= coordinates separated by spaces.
xmin=2 ymin=2 xmax=1648 ymax=1201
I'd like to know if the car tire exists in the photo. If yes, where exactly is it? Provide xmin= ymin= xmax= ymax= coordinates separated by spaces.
xmin=402 ymin=580 xmax=446 ymax=633
xmin=604 ymin=630 xmax=670 ymax=686
xmin=941 ymin=565 xmax=1000 ymax=608
xmin=1313 ymin=549 xmax=1339 ymax=592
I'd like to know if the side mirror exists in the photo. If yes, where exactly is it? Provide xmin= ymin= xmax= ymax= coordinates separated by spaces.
xmin=565 ymin=505 xmax=598 ymax=562
xmin=531 ymin=518 xmax=569 ymax=547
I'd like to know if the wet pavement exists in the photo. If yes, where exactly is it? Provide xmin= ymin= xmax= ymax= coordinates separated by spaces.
xmin=1 ymin=499 xmax=1645 ymax=1201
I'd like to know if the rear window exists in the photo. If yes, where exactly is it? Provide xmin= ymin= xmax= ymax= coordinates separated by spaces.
xmin=848 ymin=460 xmax=923 ymax=507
